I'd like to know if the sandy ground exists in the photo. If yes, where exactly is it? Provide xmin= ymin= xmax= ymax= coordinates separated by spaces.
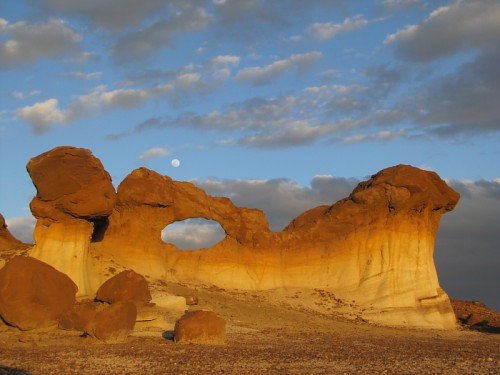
xmin=1 ymin=281 xmax=499 ymax=374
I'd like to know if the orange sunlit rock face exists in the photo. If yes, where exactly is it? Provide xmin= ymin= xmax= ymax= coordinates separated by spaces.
xmin=23 ymin=146 xmax=460 ymax=328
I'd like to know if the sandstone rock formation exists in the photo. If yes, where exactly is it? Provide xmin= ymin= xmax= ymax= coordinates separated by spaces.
xmin=26 ymin=146 xmax=116 ymax=298
xmin=174 ymin=310 xmax=226 ymax=344
xmin=19 ymin=146 xmax=461 ymax=329
xmin=97 ymin=164 xmax=459 ymax=328
xmin=0 ymin=256 xmax=77 ymax=330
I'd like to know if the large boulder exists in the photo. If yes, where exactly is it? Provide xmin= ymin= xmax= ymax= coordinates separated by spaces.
xmin=0 ymin=256 xmax=77 ymax=330
xmin=26 ymin=146 xmax=115 ymax=223
xmin=96 ymin=270 xmax=152 ymax=306
xmin=60 ymin=300 xmax=137 ymax=343
xmin=59 ymin=299 xmax=138 ymax=342
xmin=58 ymin=301 xmax=98 ymax=332
xmin=174 ymin=310 xmax=226 ymax=344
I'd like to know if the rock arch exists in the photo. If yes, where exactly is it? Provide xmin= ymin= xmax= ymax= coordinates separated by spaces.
xmin=23 ymin=146 xmax=460 ymax=329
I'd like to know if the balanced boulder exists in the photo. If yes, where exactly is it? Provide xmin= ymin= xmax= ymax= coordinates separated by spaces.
xmin=27 ymin=146 xmax=115 ymax=222
xmin=0 ymin=256 xmax=77 ymax=330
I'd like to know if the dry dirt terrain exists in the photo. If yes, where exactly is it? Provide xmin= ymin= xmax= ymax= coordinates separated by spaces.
xmin=1 ymin=281 xmax=498 ymax=374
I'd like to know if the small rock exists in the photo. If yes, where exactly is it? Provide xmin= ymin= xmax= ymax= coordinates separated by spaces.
xmin=185 ymin=295 xmax=199 ymax=306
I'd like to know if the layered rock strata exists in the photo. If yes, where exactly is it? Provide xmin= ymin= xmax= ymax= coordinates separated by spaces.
xmin=23 ymin=146 xmax=460 ymax=328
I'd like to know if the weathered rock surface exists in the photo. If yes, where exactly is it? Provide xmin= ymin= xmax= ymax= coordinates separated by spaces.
xmin=26 ymin=146 xmax=116 ymax=298
xmin=59 ymin=301 xmax=137 ymax=342
xmin=14 ymin=146 xmax=462 ymax=329
xmin=174 ymin=310 xmax=226 ymax=344
xmin=60 ymin=271 xmax=151 ymax=341
xmin=0 ymin=256 xmax=77 ymax=330
xmin=26 ymin=146 xmax=115 ymax=222
xmin=96 ymin=270 xmax=152 ymax=306
xmin=86 ymin=301 xmax=137 ymax=342
xmin=58 ymin=301 xmax=98 ymax=332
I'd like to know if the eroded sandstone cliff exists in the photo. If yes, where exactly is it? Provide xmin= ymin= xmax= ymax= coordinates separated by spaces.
xmin=18 ymin=146 xmax=460 ymax=328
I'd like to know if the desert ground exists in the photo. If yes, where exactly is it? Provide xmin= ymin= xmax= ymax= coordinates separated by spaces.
xmin=1 ymin=280 xmax=498 ymax=375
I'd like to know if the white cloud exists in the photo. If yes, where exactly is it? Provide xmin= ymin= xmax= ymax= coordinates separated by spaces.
xmin=235 ymin=51 xmax=322 ymax=85
xmin=212 ymin=68 xmax=231 ymax=80
xmin=112 ymin=7 xmax=212 ymax=63
xmin=385 ymin=1 xmax=500 ymax=61
xmin=5 ymin=216 xmax=35 ymax=243
xmin=210 ymin=54 xmax=240 ymax=66
xmin=337 ymin=129 xmax=407 ymax=144
xmin=309 ymin=15 xmax=368 ymax=40
xmin=37 ymin=0 xmax=193 ymax=31
xmin=101 ymin=88 xmax=150 ymax=108
xmin=11 ymin=90 xmax=40 ymax=100
xmin=16 ymin=99 xmax=66 ymax=133
xmin=139 ymin=147 xmax=170 ymax=161
xmin=67 ymin=71 xmax=102 ymax=80
xmin=381 ymin=0 xmax=421 ymax=11
xmin=194 ymin=175 xmax=359 ymax=232
xmin=0 ymin=18 xmax=81 ymax=67
xmin=17 ymin=68 xmax=211 ymax=132
xmin=162 ymin=218 xmax=225 ymax=250
xmin=238 ymin=121 xmax=332 ymax=148
xmin=403 ymin=47 xmax=500 ymax=135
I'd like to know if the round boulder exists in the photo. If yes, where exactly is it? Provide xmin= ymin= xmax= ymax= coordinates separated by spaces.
xmin=0 ymin=256 xmax=77 ymax=330
xmin=27 ymin=146 xmax=116 ymax=222
xmin=86 ymin=301 xmax=137 ymax=342
xmin=96 ymin=270 xmax=152 ymax=306
xmin=174 ymin=310 xmax=226 ymax=344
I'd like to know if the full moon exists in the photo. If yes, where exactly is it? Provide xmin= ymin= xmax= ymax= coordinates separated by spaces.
xmin=171 ymin=158 xmax=180 ymax=167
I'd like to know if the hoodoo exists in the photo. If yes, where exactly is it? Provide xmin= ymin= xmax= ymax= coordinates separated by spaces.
xmin=26 ymin=146 xmax=116 ymax=297
xmin=19 ymin=146 xmax=460 ymax=328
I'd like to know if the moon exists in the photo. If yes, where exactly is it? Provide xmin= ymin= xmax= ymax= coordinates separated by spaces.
xmin=171 ymin=158 xmax=180 ymax=168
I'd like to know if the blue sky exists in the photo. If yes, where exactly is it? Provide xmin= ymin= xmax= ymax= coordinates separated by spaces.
xmin=1 ymin=1 xmax=499 ymax=309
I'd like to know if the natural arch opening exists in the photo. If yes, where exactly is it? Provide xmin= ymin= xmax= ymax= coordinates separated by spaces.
xmin=161 ymin=218 xmax=226 ymax=250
